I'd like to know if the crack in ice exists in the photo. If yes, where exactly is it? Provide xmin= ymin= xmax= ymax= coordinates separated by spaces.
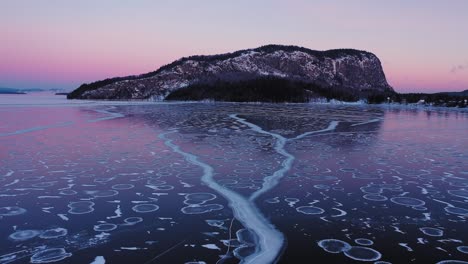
xmin=0 ymin=122 xmax=73 ymax=137
xmin=230 ymin=114 xmax=339 ymax=202
xmin=0 ymin=107 xmax=124 ymax=137
xmin=159 ymin=115 xmax=340 ymax=264
xmin=87 ymin=107 xmax=125 ymax=123
xmin=159 ymin=131 xmax=283 ymax=264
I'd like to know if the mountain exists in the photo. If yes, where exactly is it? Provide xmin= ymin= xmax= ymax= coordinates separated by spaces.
xmin=67 ymin=45 xmax=394 ymax=102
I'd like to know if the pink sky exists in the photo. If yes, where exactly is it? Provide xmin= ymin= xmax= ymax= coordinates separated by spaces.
xmin=1 ymin=1 xmax=467 ymax=93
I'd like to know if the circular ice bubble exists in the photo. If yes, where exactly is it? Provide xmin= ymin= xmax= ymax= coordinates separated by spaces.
xmin=419 ymin=227 xmax=443 ymax=237
xmin=39 ymin=228 xmax=68 ymax=239
xmin=309 ymin=175 xmax=338 ymax=181
xmin=94 ymin=223 xmax=117 ymax=232
xmin=32 ymin=182 xmax=55 ymax=188
xmin=181 ymin=204 xmax=224 ymax=214
xmin=112 ymin=184 xmax=135 ymax=190
xmin=206 ymin=219 xmax=225 ymax=229
xmin=376 ymin=183 xmax=401 ymax=190
xmin=363 ymin=194 xmax=388 ymax=202
xmin=0 ymin=206 xmax=26 ymax=216
xmin=59 ymin=190 xmax=77 ymax=195
xmin=85 ymin=190 xmax=119 ymax=197
xmin=444 ymin=207 xmax=468 ymax=216
xmin=9 ymin=230 xmax=41 ymax=241
xmin=360 ymin=186 xmax=383 ymax=194
xmin=132 ymin=204 xmax=159 ymax=213
xmin=390 ymin=197 xmax=425 ymax=207
xmin=150 ymin=185 xmax=174 ymax=191
xmin=296 ymin=206 xmax=325 ymax=215
xmin=344 ymin=246 xmax=382 ymax=261
xmin=314 ymin=184 xmax=330 ymax=190
xmin=456 ymin=246 xmax=468 ymax=254
xmin=22 ymin=176 xmax=44 ymax=181
xmin=184 ymin=193 xmax=216 ymax=205
xmin=68 ymin=201 xmax=95 ymax=214
xmin=147 ymin=179 xmax=166 ymax=185
xmin=353 ymin=174 xmax=382 ymax=180
xmin=436 ymin=261 xmax=468 ymax=264
xmin=448 ymin=190 xmax=468 ymax=199
xmin=30 ymin=248 xmax=72 ymax=263
xmin=93 ymin=177 xmax=114 ymax=183
xmin=124 ymin=217 xmax=143 ymax=225
xmin=317 ymin=239 xmax=351 ymax=253
xmin=355 ymin=238 xmax=374 ymax=246
xmin=412 ymin=206 xmax=427 ymax=211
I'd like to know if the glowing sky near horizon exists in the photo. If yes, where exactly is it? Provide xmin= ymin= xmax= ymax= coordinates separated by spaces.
xmin=1 ymin=0 xmax=467 ymax=92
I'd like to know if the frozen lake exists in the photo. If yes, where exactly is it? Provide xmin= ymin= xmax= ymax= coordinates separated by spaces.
xmin=1 ymin=94 xmax=467 ymax=263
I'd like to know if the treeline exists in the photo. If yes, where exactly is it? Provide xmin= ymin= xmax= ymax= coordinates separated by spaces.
xmin=165 ymin=77 xmax=312 ymax=103
xmin=391 ymin=92 xmax=468 ymax=107
xmin=165 ymin=77 xmax=381 ymax=103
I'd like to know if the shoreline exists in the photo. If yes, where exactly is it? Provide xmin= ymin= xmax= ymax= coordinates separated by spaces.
xmin=1 ymin=93 xmax=467 ymax=112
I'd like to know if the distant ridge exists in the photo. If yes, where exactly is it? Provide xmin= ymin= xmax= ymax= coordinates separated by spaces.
xmin=0 ymin=87 xmax=26 ymax=94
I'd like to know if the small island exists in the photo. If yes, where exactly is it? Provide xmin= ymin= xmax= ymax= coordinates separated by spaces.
xmin=67 ymin=45 xmax=394 ymax=102
xmin=67 ymin=45 xmax=467 ymax=107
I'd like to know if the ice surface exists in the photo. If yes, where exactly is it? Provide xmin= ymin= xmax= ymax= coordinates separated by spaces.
xmin=1 ymin=95 xmax=467 ymax=263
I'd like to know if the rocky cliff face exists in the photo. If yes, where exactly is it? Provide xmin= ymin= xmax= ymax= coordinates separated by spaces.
xmin=68 ymin=45 xmax=393 ymax=100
